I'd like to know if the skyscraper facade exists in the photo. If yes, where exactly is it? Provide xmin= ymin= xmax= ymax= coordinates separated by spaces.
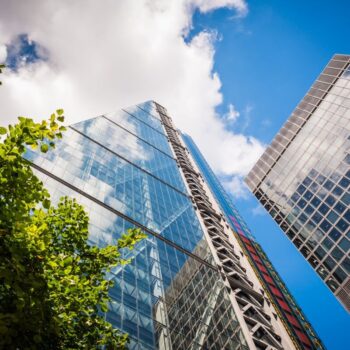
xmin=182 ymin=133 xmax=324 ymax=350
xmin=245 ymin=54 xmax=350 ymax=312
xmin=25 ymin=101 xmax=320 ymax=349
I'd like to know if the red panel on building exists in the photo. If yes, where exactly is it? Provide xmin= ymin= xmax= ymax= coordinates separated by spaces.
xmin=239 ymin=235 xmax=251 ymax=245
xmin=240 ymin=231 xmax=251 ymax=245
xmin=277 ymin=298 xmax=291 ymax=312
xmin=251 ymin=253 xmax=261 ymax=262
xmin=262 ymin=273 xmax=274 ymax=285
xmin=247 ymin=246 xmax=255 ymax=253
xmin=295 ymin=329 xmax=312 ymax=347
xmin=270 ymin=286 xmax=283 ymax=298
xmin=285 ymin=313 xmax=300 ymax=328
xmin=256 ymin=262 xmax=268 ymax=274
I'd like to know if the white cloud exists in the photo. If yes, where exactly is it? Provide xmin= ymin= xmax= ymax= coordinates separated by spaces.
xmin=191 ymin=0 xmax=248 ymax=16
xmin=224 ymin=103 xmax=240 ymax=123
xmin=222 ymin=175 xmax=250 ymax=199
xmin=0 ymin=0 xmax=263 ymax=189
xmin=0 ymin=44 xmax=7 ymax=62
xmin=252 ymin=204 xmax=266 ymax=216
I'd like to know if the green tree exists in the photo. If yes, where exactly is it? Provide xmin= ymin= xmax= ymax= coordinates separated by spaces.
xmin=0 ymin=109 xmax=146 ymax=349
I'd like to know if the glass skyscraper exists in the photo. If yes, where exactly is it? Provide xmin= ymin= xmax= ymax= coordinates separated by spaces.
xmin=245 ymin=54 xmax=350 ymax=312
xmin=182 ymin=133 xmax=324 ymax=350
xmin=25 ymin=101 xmax=322 ymax=349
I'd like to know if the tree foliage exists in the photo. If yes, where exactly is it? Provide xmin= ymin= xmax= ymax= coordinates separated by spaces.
xmin=0 ymin=109 xmax=146 ymax=349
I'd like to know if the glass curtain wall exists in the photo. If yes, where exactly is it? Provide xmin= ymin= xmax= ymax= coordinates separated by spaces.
xmin=182 ymin=133 xmax=324 ymax=350
xmin=24 ymin=101 xmax=247 ymax=350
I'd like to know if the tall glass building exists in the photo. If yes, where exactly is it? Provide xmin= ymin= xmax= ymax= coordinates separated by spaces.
xmin=245 ymin=54 xmax=350 ymax=312
xmin=182 ymin=133 xmax=324 ymax=350
xmin=25 ymin=101 xmax=321 ymax=349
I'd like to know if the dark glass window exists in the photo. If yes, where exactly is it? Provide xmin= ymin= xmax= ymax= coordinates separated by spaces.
xmin=302 ymin=177 xmax=312 ymax=187
xmin=336 ymin=219 xmax=349 ymax=232
xmin=310 ymin=182 xmax=319 ymax=192
xmin=327 ymin=211 xmax=338 ymax=224
xmin=311 ymin=196 xmax=321 ymax=208
xmin=297 ymin=184 xmax=307 ymax=195
xmin=345 ymin=154 xmax=350 ymax=165
xmin=311 ymin=212 xmax=323 ymax=224
xmin=301 ymin=246 xmax=311 ymax=257
xmin=325 ymin=195 xmax=336 ymax=207
xmin=334 ymin=267 xmax=347 ymax=283
xmin=305 ymin=238 xmax=317 ymax=249
xmin=294 ymin=238 xmax=303 ymax=248
xmin=324 ymin=180 xmax=335 ymax=191
xmin=291 ymin=193 xmax=300 ymax=203
xmin=316 ymin=174 xmax=326 ymax=184
xmin=324 ymin=256 xmax=336 ymax=271
xmin=334 ymin=202 xmax=346 ymax=214
xmin=341 ymin=193 xmax=350 ymax=205
xmin=339 ymin=238 xmax=350 ymax=252
xmin=341 ymin=257 xmax=350 ymax=274
xmin=298 ymin=213 xmax=308 ymax=224
xmin=320 ymin=219 xmax=332 ymax=233
xmin=332 ymin=186 xmax=343 ymax=197
xmin=318 ymin=203 xmax=330 ymax=215
xmin=297 ymin=199 xmax=307 ymax=209
xmin=309 ymin=256 xmax=319 ymax=268
xmin=329 ymin=228 xmax=341 ymax=242
xmin=309 ymin=169 xmax=318 ymax=178
xmin=326 ymin=278 xmax=339 ymax=292
xmin=286 ymin=228 xmax=296 ymax=239
xmin=321 ymin=237 xmax=334 ymax=251
xmin=339 ymin=177 xmax=350 ymax=189
xmin=331 ymin=247 xmax=344 ymax=261
xmin=305 ymin=205 xmax=315 ymax=215
xmin=331 ymin=172 xmax=341 ymax=182
xmin=314 ymin=246 xmax=326 ymax=260
xmin=306 ymin=220 xmax=316 ymax=230
xmin=304 ymin=190 xmax=313 ymax=200
xmin=344 ymin=209 xmax=350 ymax=223
xmin=345 ymin=170 xmax=350 ymax=179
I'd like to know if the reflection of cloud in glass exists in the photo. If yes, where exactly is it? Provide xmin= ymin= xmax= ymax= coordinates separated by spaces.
xmin=123 ymin=104 xmax=164 ymax=133
xmin=136 ymin=101 xmax=160 ymax=120
xmin=267 ymin=73 xmax=350 ymax=203
xmin=74 ymin=117 xmax=150 ymax=163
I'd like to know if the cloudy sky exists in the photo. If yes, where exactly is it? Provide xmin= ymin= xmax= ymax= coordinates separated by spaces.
xmin=0 ymin=0 xmax=263 ymax=200
xmin=1 ymin=1 xmax=350 ymax=349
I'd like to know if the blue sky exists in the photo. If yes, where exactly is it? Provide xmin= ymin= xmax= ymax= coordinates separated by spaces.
xmin=189 ymin=1 xmax=350 ymax=349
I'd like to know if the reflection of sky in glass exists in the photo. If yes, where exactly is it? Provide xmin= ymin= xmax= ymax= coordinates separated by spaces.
xmin=265 ymin=70 xmax=350 ymax=207
xmin=254 ymin=63 xmax=350 ymax=296
xmin=136 ymin=101 xmax=161 ymax=120
xmin=30 ymin=169 xmax=243 ymax=349
xmin=25 ymin=128 xmax=203 ymax=252
xmin=123 ymin=104 xmax=164 ymax=134
xmin=72 ymin=116 xmax=186 ymax=194
xmin=24 ymin=101 xmax=247 ymax=348
xmin=105 ymin=109 xmax=172 ymax=156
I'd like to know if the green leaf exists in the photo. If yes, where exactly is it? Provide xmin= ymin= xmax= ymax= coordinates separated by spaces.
xmin=56 ymin=109 xmax=64 ymax=116
xmin=40 ymin=144 xmax=49 ymax=153
xmin=57 ymin=116 xmax=64 ymax=122
xmin=0 ymin=126 xmax=7 ymax=134
xmin=43 ymin=199 xmax=51 ymax=209
xmin=64 ymin=266 xmax=72 ymax=274
xmin=100 ymin=304 xmax=108 ymax=312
